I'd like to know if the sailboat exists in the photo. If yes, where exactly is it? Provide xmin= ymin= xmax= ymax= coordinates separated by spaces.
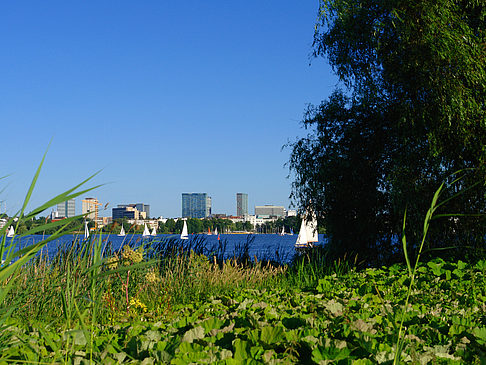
xmin=7 ymin=226 xmax=14 ymax=237
xmin=118 ymin=224 xmax=125 ymax=237
xmin=214 ymin=227 xmax=218 ymax=236
xmin=295 ymin=209 xmax=318 ymax=248
xmin=180 ymin=220 xmax=188 ymax=240
xmin=142 ymin=223 xmax=150 ymax=237
xmin=278 ymin=226 xmax=285 ymax=236
xmin=84 ymin=221 xmax=90 ymax=240
xmin=207 ymin=227 xmax=212 ymax=235
xmin=151 ymin=227 xmax=157 ymax=236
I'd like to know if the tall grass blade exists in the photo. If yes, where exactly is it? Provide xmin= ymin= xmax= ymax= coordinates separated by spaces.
xmin=401 ymin=208 xmax=411 ymax=277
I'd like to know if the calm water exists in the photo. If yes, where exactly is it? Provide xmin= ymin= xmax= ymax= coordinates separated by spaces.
xmin=5 ymin=233 xmax=326 ymax=263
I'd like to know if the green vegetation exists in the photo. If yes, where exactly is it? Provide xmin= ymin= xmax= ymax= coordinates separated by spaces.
xmin=12 ymin=216 xmax=89 ymax=235
xmin=2 ymin=1 xmax=485 ymax=362
xmin=2 ymin=241 xmax=485 ymax=363
xmin=288 ymin=0 xmax=486 ymax=264
xmin=1 ymin=158 xmax=485 ymax=363
xmin=103 ymin=217 xmax=302 ymax=235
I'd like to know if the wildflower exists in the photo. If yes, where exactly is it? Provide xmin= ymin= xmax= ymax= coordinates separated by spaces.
xmin=129 ymin=297 xmax=147 ymax=312
xmin=121 ymin=245 xmax=143 ymax=265
xmin=145 ymin=269 xmax=160 ymax=284
xmin=106 ymin=254 xmax=118 ymax=270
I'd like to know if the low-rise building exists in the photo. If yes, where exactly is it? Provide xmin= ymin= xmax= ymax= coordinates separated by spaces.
xmin=286 ymin=209 xmax=297 ymax=217
xmin=127 ymin=219 xmax=158 ymax=230
xmin=254 ymin=205 xmax=285 ymax=218
xmin=113 ymin=204 xmax=147 ymax=220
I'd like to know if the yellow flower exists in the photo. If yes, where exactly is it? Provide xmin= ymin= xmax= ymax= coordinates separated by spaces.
xmin=106 ymin=255 xmax=118 ymax=270
xmin=121 ymin=245 xmax=143 ymax=265
xmin=129 ymin=298 xmax=147 ymax=312
xmin=145 ymin=269 xmax=160 ymax=284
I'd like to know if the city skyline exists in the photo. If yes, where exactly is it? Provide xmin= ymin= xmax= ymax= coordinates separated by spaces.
xmin=51 ymin=193 xmax=293 ymax=219
xmin=0 ymin=1 xmax=337 ymax=218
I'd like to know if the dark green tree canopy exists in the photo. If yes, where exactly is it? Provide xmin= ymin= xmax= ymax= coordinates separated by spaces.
xmin=289 ymin=0 xmax=485 ymax=264
xmin=314 ymin=0 xmax=486 ymax=165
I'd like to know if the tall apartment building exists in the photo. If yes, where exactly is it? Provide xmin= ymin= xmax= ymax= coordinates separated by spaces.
xmin=82 ymin=198 xmax=101 ymax=221
xmin=236 ymin=193 xmax=248 ymax=217
xmin=182 ymin=193 xmax=211 ymax=218
xmin=57 ymin=198 xmax=75 ymax=218
xmin=255 ymin=205 xmax=285 ymax=218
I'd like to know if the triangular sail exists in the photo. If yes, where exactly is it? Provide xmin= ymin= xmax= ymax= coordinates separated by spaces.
xmin=180 ymin=220 xmax=188 ymax=240
xmin=295 ymin=219 xmax=308 ymax=247
xmin=7 ymin=226 xmax=14 ymax=237
xmin=84 ymin=221 xmax=89 ymax=240
xmin=214 ymin=227 xmax=218 ymax=235
xmin=118 ymin=225 xmax=125 ymax=236
xmin=151 ymin=227 xmax=157 ymax=236
xmin=142 ymin=223 xmax=150 ymax=237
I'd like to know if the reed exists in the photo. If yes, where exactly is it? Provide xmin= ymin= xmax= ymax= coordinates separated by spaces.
xmin=393 ymin=171 xmax=482 ymax=364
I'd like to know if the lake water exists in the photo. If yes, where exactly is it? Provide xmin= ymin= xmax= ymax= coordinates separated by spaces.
xmin=4 ymin=233 xmax=327 ymax=263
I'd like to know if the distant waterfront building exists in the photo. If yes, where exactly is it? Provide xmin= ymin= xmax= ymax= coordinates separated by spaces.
xmin=134 ymin=203 xmax=150 ymax=218
xmin=115 ymin=203 xmax=150 ymax=219
xmin=82 ymin=198 xmax=101 ymax=221
xmin=255 ymin=205 xmax=285 ymax=218
xmin=50 ymin=210 xmax=59 ymax=220
xmin=182 ymin=193 xmax=211 ymax=218
xmin=97 ymin=216 xmax=112 ymax=227
xmin=286 ymin=209 xmax=297 ymax=217
xmin=236 ymin=193 xmax=248 ymax=217
xmin=57 ymin=198 xmax=75 ymax=218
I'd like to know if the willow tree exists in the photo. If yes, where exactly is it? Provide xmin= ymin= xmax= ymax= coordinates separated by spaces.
xmin=289 ymin=0 xmax=486 ymax=263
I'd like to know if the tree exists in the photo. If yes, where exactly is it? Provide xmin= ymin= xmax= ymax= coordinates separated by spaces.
xmin=165 ymin=219 xmax=176 ymax=233
xmin=289 ymin=0 xmax=486 ymax=263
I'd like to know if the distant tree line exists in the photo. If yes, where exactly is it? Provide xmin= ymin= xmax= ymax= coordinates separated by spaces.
xmin=101 ymin=217 xmax=310 ymax=235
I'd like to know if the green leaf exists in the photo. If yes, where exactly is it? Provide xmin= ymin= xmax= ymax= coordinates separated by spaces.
xmin=181 ymin=326 xmax=205 ymax=343
xmin=233 ymin=339 xmax=251 ymax=361
xmin=473 ymin=327 xmax=486 ymax=344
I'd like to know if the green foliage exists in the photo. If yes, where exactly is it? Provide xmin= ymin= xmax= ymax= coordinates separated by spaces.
xmin=2 ymin=261 xmax=485 ymax=363
xmin=289 ymin=0 xmax=486 ymax=263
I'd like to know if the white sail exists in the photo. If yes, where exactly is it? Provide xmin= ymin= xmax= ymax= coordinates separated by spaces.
xmin=84 ymin=221 xmax=89 ymax=239
xmin=295 ymin=219 xmax=308 ymax=248
xmin=214 ymin=227 xmax=218 ymax=235
xmin=180 ymin=220 xmax=188 ymax=240
xmin=295 ymin=209 xmax=318 ymax=248
xmin=118 ymin=225 xmax=125 ymax=236
xmin=7 ymin=226 xmax=14 ymax=237
xmin=142 ymin=223 xmax=150 ymax=237
xmin=151 ymin=227 xmax=157 ymax=236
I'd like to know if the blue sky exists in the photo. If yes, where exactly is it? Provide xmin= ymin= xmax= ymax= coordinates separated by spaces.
xmin=0 ymin=1 xmax=337 ymax=218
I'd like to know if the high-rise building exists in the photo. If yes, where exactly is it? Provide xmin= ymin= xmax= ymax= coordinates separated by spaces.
xmin=236 ymin=193 xmax=248 ymax=217
xmin=255 ymin=205 xmax=285 ymax=217
xmin=82 ymin=198 xmax=101 ymax=221
xmin=182 ymin=193 xmax=211 ymax=218
xmin=57 ymin=198 xmax=75 ymax=218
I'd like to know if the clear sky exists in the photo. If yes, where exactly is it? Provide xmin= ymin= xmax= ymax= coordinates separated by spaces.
xmin=0 ymin=1 xmax=337 ymax=218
